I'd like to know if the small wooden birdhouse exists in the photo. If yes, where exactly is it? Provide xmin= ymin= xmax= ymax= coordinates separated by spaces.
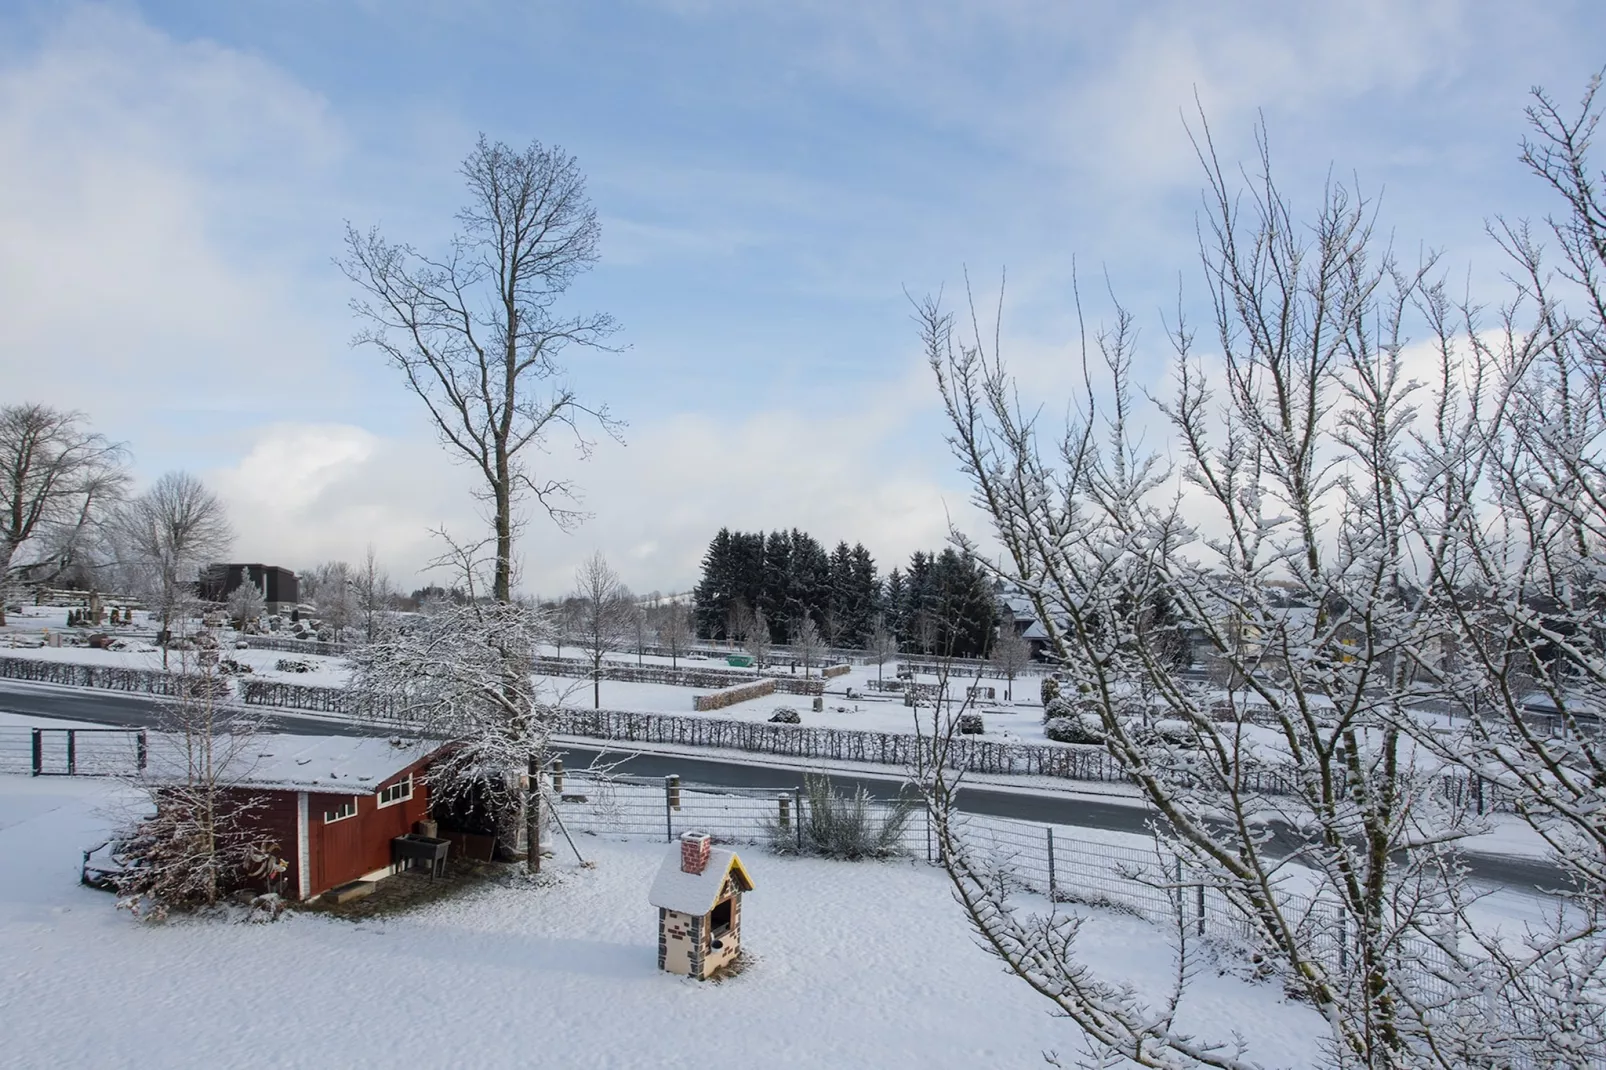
xmin=649 ymin=831 xmax=755 ymax=979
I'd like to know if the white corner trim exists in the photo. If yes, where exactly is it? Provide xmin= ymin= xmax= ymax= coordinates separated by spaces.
xmin=296 ymin=792 xmax=310 ymax=901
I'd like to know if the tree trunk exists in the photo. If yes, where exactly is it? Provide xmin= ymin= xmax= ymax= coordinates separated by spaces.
xmin=494 ymin=449 xmax=512 ymax=604
xmin=0 ymin=543 xmax=11 ymax=628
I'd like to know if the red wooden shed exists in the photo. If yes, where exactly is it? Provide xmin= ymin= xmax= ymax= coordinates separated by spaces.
xmin=210 ymin=734 xmax=449 ymax=901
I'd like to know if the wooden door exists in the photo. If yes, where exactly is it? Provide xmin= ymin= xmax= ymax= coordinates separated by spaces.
xmin=316 ymin=800 xmax=367 ymax=892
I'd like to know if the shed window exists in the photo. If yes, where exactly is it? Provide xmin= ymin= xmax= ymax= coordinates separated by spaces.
xmin=323 ymin=798 xmax=357 ymax=823
xmin=377 ymin=774 xmax=413 ymax=809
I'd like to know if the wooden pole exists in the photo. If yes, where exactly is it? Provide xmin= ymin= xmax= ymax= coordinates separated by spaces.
xmin=527 ymin=755 xmax=541 ymax=874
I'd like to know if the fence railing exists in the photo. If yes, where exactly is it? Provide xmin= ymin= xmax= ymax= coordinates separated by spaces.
xmin=0 ymin=725 xmax=148 ymax=776
xmin=232 ymin=678 xmax=1518 ymax=811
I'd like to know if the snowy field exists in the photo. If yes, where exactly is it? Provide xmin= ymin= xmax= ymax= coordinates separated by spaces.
xmin=0 ymin=774 xmax=1330 ymax=1069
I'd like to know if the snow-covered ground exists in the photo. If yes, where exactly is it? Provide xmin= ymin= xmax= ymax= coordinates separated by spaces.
xmin=0 ymin=774 xmax=1330 ymax=1069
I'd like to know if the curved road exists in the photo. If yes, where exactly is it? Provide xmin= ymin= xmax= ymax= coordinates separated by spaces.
xmin=0 ymin=680 xmax=1565 ymax=893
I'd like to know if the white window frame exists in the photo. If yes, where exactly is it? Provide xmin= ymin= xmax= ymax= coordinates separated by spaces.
xmin=323 ymin=797 xmax=358 ymax=824
xmin=376 ymin=773 xmax=413 ymax=809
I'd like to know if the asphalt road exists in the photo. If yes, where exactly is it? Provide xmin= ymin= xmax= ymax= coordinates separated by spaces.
xmin=0 ymin=680 xmax=1565 ymax=893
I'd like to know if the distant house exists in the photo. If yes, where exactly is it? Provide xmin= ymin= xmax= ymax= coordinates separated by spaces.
xmin=200 ymin=564 xmax=299 ymax=614
xmin=187 ymin=734 xmax=447 ymax=901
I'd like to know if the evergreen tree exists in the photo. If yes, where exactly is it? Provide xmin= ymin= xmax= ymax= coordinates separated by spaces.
xmin=692 ymin=528 xmax=736 ymax=639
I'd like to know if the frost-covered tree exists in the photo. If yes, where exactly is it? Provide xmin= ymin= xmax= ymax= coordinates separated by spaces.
xmin=794 ymin=615 xmax=823 ymax=677
xmin=919 ymin=84 xmax=1606 ymax=1070
xmin=867 ymin=617 xmax=898 ymax=684
xmin=111 ymin=472 xmax=232 ymax=667
xmin=309 ymin=561 xmax=357 ymax=641
xmin=657 ymin=600 xmax=694 ymax=668
xmin=989 ymin=627 xmax=1032 ymax=701
xmin=353 ymin=546 xmax=392 ymax=644
xmin=0 ymin=404 xmax=128 ymax=624
xmin=110 ymin=654 xmax=281 ymax=920
xmin=744 ymin=605 xmax=770 ymax=671
xmin=347 ymin=535 xmax=557 ymax=868
xmin=225 ymin=572 xmax=266 ymax=631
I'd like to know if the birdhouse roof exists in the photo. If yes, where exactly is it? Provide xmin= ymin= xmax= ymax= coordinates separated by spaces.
xmin=648 ymin=845 xmax=754 ymax=915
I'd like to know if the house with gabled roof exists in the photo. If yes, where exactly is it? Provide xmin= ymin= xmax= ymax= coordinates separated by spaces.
xmin=649 ymin=831 xmax=754 ymax=978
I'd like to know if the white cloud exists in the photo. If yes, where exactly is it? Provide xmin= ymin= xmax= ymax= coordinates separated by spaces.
xmin=0 ymin=6 xmax=354 ymax=437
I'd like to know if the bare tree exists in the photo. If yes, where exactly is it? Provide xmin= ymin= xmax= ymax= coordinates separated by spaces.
xmin=572 ymin=551 xmax=633 ymax=709
xmin=0 ymin=404 xmax=128 ymax=624
xmin=744 ymin=605 xmax=771 ymax=672
xmin=353 ymin=545 xmax=392 ymax=644
xmin=866 ymin=617 xmax=898 ymax=685
xmin=795 ymin=615 xmax=823 ymax=678
xmin=989 ymin=627 xmax=1031 ymax=702
xmin=111 ymin=472 xmax=232 ymax=667
xmin=342 ymin=136 xmax=624 ymax=604
xmin=629 ymin=595 xmax=649 ymax=666
xmin=919 ymin=91 xmax=1606 ymax=1068
xmin=658 ymin=600 xmax=694 ymax=669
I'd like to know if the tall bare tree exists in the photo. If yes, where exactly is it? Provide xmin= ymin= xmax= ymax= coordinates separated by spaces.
xmin=353 ymin=546 xmax=392 ymax=644
xmin=0 ymin=404 xmax=128 ymax=623
xmin=572 ymin=551 xmax=633 ymax=709
xmin=112 ymin=471 xmax=232 ymax=667
xmin=342 ymin=136 xmax=623 ymax=604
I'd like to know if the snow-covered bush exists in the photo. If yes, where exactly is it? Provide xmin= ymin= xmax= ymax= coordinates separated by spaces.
xmin=1039 ymin=675 xmax=1060 ymax=706
xmin=768 ymin=774 xmax=914 ymax=860
xmin=1042 ymin=695 xmax=1073 ymax=723
xmin=1043 ymin=716 xmax=1103 ymax=745
xmin=275 ymin=658 xmax=312 ymax=673
xmin=769 ymin=707 xmax=800 ymax=724
xmin=957 ymin=713 xmax=983 ymax=735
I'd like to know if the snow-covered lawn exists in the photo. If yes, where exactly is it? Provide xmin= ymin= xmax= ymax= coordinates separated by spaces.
xmin=0 ymin=775 xmax=1328 ymax=1069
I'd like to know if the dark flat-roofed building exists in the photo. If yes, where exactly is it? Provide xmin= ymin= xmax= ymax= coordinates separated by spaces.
xmin=199 ymin=564 xmax=300 ymax=613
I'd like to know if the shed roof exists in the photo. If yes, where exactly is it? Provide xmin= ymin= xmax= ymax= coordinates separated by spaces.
xmin=648 ymin=845 xmax=754 ymax=915
xmin=145 ymin=733 xmax=443 ymax=794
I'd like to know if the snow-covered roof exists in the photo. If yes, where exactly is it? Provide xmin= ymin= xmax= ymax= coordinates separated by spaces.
xmin=648 ymin=844 xmax=753 ymax=915
xmin=145 ymin=733 xmax=445 ymax=794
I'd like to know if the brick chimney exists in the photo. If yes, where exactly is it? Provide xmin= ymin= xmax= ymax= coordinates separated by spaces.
xmin=680 ymin=831 xmax=712 ymax=875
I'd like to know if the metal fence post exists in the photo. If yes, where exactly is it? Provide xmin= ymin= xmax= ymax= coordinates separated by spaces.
xmin=1046 ymin=827 xmax=1056 ymax=900
xmin=794 ymin=787 xmax=804 ymax=852
xmin=67 ymin=730 xmax=76 ymax=776
xmin=31 ymin=729 xmax=41 ymax=777
xmin=551 ymin=759 xmax=564 ymax=796
xmin=777 ymin=793 xmax=790 ymax=832
xmin=136 ymin=730 xmax=148 ymax=772
xmin=1196 ymin=883 xmax=1206 ymax=937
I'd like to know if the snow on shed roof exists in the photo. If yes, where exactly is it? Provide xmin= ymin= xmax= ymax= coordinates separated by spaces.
xmin=146 ymin=733 xmax=444 ymax=794
xmin=648 ymin=844 xmax=754 ymax=916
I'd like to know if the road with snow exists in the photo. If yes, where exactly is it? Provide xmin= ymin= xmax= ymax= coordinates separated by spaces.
xmin=0 ymin=679 xmax=1566 ymax=893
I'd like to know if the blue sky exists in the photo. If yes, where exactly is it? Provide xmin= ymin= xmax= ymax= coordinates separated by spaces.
xmin=2 ymin=1 xmax=1603 ymax=596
